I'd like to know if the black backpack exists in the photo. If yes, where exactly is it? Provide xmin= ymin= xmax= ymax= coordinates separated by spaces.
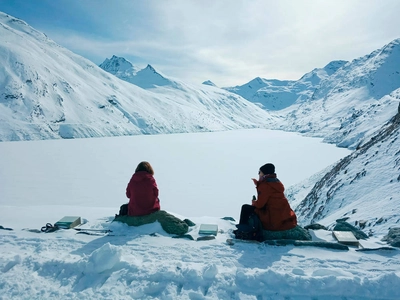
xmin=118 ymin=203 xmax=128 ymax=216
xmin=234 ymin=213 xmax=263 ymax=241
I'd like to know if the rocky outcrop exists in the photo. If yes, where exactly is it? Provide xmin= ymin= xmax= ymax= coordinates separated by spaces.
xmin=262 ymin=225 xmax=312 ymax=241
xmin=113 ymin=210 xmax=189 ymax=235
xmin=382 ymin=227 xmax=400 ymax=247
xmin=333 ymin=220 xmax=369 ymax=240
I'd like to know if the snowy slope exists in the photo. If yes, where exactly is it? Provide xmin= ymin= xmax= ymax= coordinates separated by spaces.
xmin=295 ymin=103 xmax=400 ymax=236
xmin=0 ymin=12 xmax=275 ymax=141
xmin=226 ymin=40 xmax=400 ymax=150
xmin=278 ymin=39 xmax=400 ymax=149
xmin=1 ymin=218 xmax=399 ymax=300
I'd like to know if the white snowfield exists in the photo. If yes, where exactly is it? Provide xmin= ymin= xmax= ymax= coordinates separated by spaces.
xmin=1 ymin=130 xmax=399 ymax=299
xmin=1 ymin=219 xmax=399 ymax=300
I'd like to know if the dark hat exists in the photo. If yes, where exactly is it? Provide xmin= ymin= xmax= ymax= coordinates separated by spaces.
xmin=260 ymin=163 xmax=275 ymax=175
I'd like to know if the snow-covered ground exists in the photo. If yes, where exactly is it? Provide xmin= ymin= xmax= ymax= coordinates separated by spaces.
xmin=1 ymin=129 xmax=400 ymax=299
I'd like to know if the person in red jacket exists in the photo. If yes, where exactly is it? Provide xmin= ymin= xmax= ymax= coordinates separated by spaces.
xmin=126 ymin=161 xmax=160 ymax=216
xmin=239 ymin=163 xmax=297 ymax=231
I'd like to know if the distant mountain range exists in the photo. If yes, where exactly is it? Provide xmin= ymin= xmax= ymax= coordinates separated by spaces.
xmin=1 ymin=10 xmax=399 ymax=149
xmin=0 ymin=12 xmax=275 ymax=141
xmin=97 ymin=41 xmax=400 ymax=152
xmin=224 ymin=60 xmax=348 ymax=110
xmin=225 ymin=40 xmax=400 ymax=149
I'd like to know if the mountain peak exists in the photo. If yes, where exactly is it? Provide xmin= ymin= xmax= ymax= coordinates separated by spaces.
xmin=385 ymin=37 xmax=400 ymax=48
xmin=323 ymin=60 xmax=348 ymax=75
xmin=0 ymin=12 xmax=28 ymax=27
xmin=145 ymin=64 xmax=156 ymax=72
xmin=378 ymin=37 xmax=400 ymax=57
xmin=202 ymin=80 xmax=217 ymax=87
xmin=99 ymin=56 xmax=139 ymax=77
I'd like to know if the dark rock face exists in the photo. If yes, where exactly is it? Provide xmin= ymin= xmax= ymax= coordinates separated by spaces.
xmin=221 ymin=216 xmax=236 ymax=222
xmin=304 ymin=223 xmax=328 ymax=230
xmin=183 ymin=219 xmax=196 ymax=227
xmin=382 ymin=227 xmax=400 ymax=247
xmin=333 ymin=221 xmax=368 ymax=240
xmin=114 ymin=210 xmax=189 ymax=235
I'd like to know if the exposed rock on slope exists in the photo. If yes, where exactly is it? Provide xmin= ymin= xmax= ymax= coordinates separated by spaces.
xmin=295 ymin=102 xmax=400 ymax=235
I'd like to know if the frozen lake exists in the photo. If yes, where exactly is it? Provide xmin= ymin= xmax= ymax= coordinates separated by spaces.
xmin=0 ymin=129 xmax=351 ymax=226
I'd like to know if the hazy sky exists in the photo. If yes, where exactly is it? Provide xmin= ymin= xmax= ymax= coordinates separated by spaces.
xmin=1 ymin=0 xmax=400 ymax=86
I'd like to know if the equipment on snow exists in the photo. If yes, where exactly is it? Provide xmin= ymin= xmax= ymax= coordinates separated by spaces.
xmin=54 ymin=216 xmax=82 ymax=229
xmin=198 ymin=224 xmax=218 ymax=235
xmin=233 ymin=213 xmax=263 ymax=241
xmin=41 ymin=223 xmax=60 ymax=233
xmin=332 ymin=231 xmax=359 ymax=246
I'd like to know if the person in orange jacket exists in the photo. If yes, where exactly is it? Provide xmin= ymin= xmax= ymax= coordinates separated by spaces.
xmin=239 ymin=163 xmax=297 ymax=231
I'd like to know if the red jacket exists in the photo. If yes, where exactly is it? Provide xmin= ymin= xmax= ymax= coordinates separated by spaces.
xmin=252 ymin=175 xmax=297 ymax=231
xmin=126 ymin=171 xmax=160 ymax=216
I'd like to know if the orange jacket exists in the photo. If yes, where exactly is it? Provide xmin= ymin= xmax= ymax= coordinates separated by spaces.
xmin=252 ymin=176 xmax=297 ymax=231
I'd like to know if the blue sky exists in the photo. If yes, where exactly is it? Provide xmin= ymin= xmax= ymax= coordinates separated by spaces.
xmin=1 ymin=0 xmax=400 ymax=87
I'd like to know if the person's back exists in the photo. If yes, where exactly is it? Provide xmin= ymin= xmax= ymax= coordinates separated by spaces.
xmin=126 ymin=161 xmax=160 ymax=216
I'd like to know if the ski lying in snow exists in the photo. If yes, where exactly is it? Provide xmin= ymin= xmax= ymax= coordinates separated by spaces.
xmin=172 ymin=234 xmax=216 ymax=241
xmin=74 ymin=228 xmax=112 ymax=235
xmin=226 ymin=238 xmax=260 ymax=245
xmin=73 ymin=228 xmax=112 ymax=233
xmin=226 ymin=238 xmax=351 ymax=250
xmin=355 ymin=245 xmax=397 ymax=252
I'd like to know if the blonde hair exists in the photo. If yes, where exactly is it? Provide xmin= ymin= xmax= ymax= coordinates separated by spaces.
xmin=135 ymin=161 xmax=154 ymax=175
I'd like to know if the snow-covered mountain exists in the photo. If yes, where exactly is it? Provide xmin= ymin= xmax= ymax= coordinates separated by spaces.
xmin=281 ymin=39 xmax=400 ymax=149
xmin=226 ymin=40 xmax=400 ymax=150
xmin=100 ymin=56 xmax=175 ymax=89
xmin=294 ymin=102 xmax=400 ymax=236
xmin=0 ymin=12 xmax=275 ymax=141
xmin=224 ymin=60 xmax=347 ymax=110
xmin=98 ymin=55 xmax=140 ymax=80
